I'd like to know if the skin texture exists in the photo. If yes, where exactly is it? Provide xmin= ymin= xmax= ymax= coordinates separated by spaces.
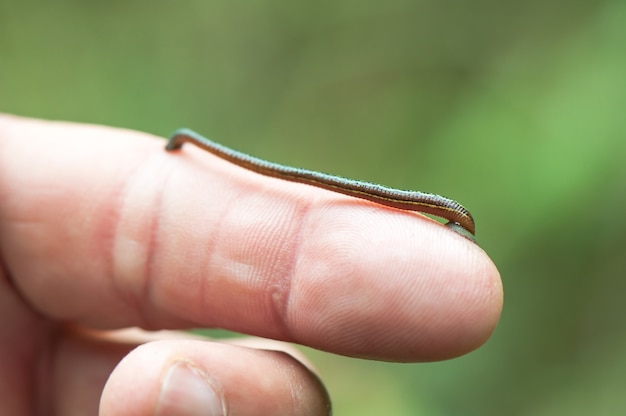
xmin=0 ymin=114 xmax=503 ymax=415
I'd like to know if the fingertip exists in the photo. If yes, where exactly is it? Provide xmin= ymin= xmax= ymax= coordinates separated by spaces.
xmin=100 ymin=340 xmax=331 ymax=416
xmin=288 ymin=205 xmax=503 ymax=361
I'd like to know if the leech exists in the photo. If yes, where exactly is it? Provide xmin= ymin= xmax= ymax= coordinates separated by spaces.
xmin=166 ymin=129 xmax=476 ymax=241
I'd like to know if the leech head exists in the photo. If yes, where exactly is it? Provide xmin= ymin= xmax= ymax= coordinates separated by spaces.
xmin=445 ymin=221 xmax=477 ymax=243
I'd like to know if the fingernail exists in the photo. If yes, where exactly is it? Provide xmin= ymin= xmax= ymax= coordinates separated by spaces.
xmin=157 ymin=361 xmax=225 ymax=416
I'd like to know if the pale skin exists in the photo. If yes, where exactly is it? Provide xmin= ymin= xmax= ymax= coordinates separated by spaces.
xmin=0 ymin=114 xmax=503 ymax=415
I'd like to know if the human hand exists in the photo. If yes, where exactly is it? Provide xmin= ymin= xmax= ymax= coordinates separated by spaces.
xmin=0 ymin=115 xmax=502 ymax=415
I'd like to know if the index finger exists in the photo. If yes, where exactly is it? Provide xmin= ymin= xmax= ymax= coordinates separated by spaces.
xmin=0 ymin=115 xmax=502 ymax=362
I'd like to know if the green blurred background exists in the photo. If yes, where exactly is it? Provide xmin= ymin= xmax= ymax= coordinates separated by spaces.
xmin=3 ymin=1 xmax=626 ymax=414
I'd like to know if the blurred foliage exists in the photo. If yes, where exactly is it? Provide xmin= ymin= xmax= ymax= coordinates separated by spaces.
xmin=3 ymin=0 xmax=626 ymax=414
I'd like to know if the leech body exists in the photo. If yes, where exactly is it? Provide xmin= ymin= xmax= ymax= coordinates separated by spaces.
xmin=166 ymin=129 xmax=476 ymax=240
